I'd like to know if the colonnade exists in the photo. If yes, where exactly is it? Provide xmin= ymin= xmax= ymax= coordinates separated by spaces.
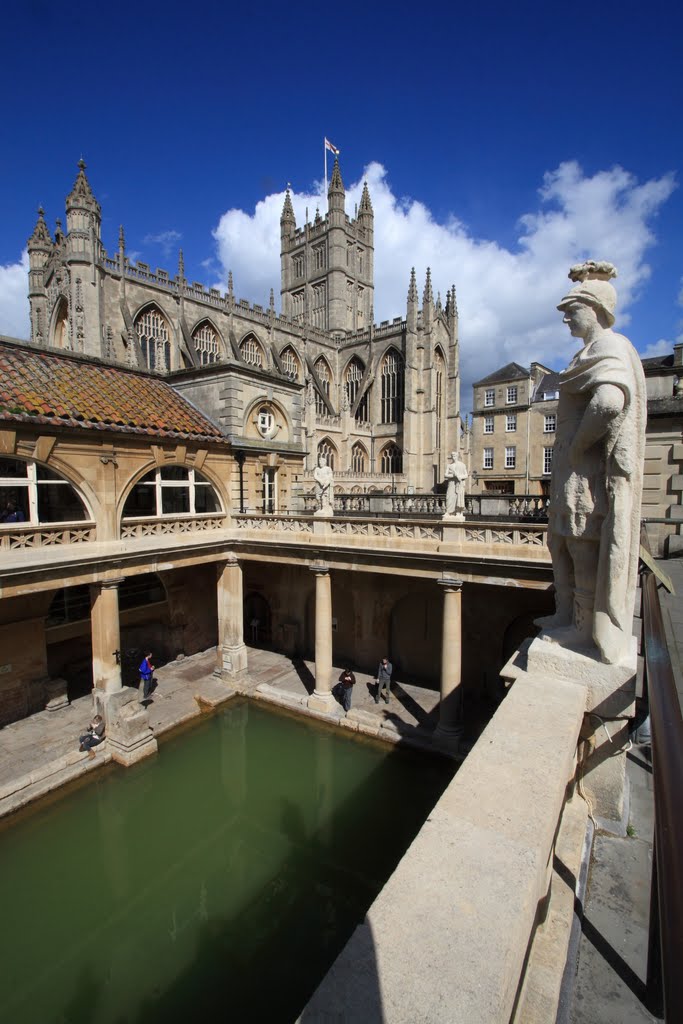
xmin=86 ymin=556 xmax=465 ymax=758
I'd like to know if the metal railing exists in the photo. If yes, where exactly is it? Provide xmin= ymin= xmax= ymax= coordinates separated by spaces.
xmin=640 ymin=533 xmax=683 ymax=1020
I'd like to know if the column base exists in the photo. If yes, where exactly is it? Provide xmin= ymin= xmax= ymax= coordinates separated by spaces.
xmin=45 ymin=677 xmax=70 ymax=712
xmin=214 ymin=642 xmax=248 ymax=681
xmin=96 ymin=687 xmax=158 ymax=767
xmin=433 ymin=723 xmax=463 ymax=754
xmin=307 ymin=690 xmax=336 ymax=713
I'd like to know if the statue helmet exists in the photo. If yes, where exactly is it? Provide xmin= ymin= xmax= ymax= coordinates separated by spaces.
xmin=557 ymin=260 xmax=618 ymax=327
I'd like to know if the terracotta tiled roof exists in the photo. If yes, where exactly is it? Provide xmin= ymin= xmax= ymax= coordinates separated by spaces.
xmin=0 ymin=341 xmax=228 ymax=443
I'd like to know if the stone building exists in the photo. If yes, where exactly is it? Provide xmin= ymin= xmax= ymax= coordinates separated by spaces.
xmin=26 ymin=159 xmax=462 ymax=505
xmin=470 ymin=361 xmax=559 ymax=497
xmin=642 ymin=342 xmax=683 ymax=554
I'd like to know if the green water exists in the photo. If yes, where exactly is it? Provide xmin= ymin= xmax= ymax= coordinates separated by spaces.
xmin=1 ymin=700 xmax=453 ymax=1024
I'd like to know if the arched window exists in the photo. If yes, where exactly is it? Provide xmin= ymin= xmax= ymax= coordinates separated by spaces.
xmin=380 ymin=443 xmax=402 ymax=474
xmin=381 ymin=348 xmax=405 ymax=424
xmin=351 ymin=442 xmax=368 ymax=473
xmin=280 ymin=346 xmax=301 ymax=381
xmin=314 ymin=357 xmax=332 ymax=416
xmin=345 ymin=356 xmax=369 ymax=422
xmin=52 ymin=298 xmax=69 ymax=349
xmin=135 ymin=307 xmax=171 ymax=372
xmin=0 ymin=457 xmax=88 ymax=526
xmin=240 ymin=334 xmax=264 ymax=368
xmin=122 ymin=466 xmax=221 ymax=518
xmin=192 ymin=321 xmax=220 ymax=365
xmin=317 ymin=438 xmax=337 ymax=471
xmin=435 ymin=347 xmax=446 ymax=455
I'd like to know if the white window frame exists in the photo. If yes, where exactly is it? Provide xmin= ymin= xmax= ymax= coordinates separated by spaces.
xmin=484 ymin=388 xmax=495 ymax=407
xmin=506 ymin=385 xmax=518 ymax=405
xmin=263 ymin=467 xmax=277 ymax=514
xmin=505 ymin=414 xmax=516 ymax=432
xmin=505 ymin=446 xmax=516 ymax=469
xmin=123 ymin=466 xmax=220 ymax=519
xmin=484 ymin=415 xmax=494 ymax=434
xmin=544 ymin=414 xmax=556 ymax=433
xmin=543 ymin=447 xmax=554 ymax=474
xmin=483 ymin=447 xmax=494 ymax=470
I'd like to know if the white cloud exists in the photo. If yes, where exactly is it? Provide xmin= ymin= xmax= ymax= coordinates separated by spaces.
xmin=212 ymin=160 xmax=676 ymax=412
xmin=641 ymin=338 xmax=674 ymax=359
xmin=0 ymin=250 xmax=30 ymax=339
xmin=142 ymin=229 xmax=182 ymax=256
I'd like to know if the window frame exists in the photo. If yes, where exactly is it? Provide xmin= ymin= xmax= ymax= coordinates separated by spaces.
xmin=506 ymin=385 xmax=518 ymax=405
xmin=505 ymin=446 xmax=516 ymax=469
xmin=484 ymin=415 xmax=494 ymax=434
xmin=505 ymin=414 xmax=517 ymax=432
xmin=544 ymin=414 xmax=556 ymax=433
xmin=543 ymin=447 xmax=554 ymax=474
xmin=483 ymin=447 xmax=494 ymax=470
xmin=122 ymin=466 xmax=221 ymax=520
xmin=0 ymin=457 xmax=89 ymax=527
xmin=484 ymin=388 xmax=495 ymax=407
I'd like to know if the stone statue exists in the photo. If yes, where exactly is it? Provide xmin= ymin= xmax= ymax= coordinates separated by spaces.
xmin=537 ymin=261 xmax=646 ymax=665
xmin=313 ymin=454 xmax=334 ymax=517
xmin=443 ymin=451 xmax=468 ymax=520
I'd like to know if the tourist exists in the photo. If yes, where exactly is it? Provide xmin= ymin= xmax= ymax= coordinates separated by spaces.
xmin=338 ymin=668 xmax=356 ymax=714
xmin=375 ymin=657 xmax=393 ymax=704
xmin=0 ymin=499 xmax=25 ymax=523
xmin=79 ymin=714 xmax=105 ymax=759
xmin=139 ymin=651 xmax=155 ymax=702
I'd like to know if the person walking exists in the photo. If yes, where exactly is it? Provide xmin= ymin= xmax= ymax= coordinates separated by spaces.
xmin=338 ymin=668 xmax=356 ymax=714
xmin=375 ymin=657 xmax=393 ymax=704
xmin=139 ymin=651 xmax=155 ymax=702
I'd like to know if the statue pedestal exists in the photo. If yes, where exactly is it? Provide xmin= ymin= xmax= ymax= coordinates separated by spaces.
xmin=501 ymin=635 xmax=637 ymax=832
xmin=94 ymin=688 xmax=158 ymax=767
xmin=314 ymin=508 xmax=333 ymax=518
xmin=441 ymin=512 xmax=465 ymax=522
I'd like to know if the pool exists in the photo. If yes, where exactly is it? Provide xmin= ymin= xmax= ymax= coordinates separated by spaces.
xmin=1 ymin=700 xmax=454 ymax=1023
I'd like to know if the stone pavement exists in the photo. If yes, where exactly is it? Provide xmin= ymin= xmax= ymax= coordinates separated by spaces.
xmin=0 ymin=645 xmax=447 ymax=820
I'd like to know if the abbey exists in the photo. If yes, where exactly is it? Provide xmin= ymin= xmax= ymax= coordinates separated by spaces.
xmin=26 ymin=159 xmax=462 ymax=506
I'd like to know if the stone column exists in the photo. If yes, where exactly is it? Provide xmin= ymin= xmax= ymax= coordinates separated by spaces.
xmin=215 ymin=554 xmax=248 ymax=681
xmin=434 ymin=576 xmax=464 ymax=752
xmin=308 ymin=562 xmax=336 ymax=712
xmin=90 ymin=577 xmax=158 ymax=766
xmin=90 ymin=578 xmax=125 ymax=695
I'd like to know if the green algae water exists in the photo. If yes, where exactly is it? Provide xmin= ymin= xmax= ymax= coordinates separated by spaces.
xmin=0 ymin=700 xmax=453 ymax=1024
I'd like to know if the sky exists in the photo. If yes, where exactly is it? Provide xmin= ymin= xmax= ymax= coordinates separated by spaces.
xmin=1 ymin=1 xmax=681 ymax=413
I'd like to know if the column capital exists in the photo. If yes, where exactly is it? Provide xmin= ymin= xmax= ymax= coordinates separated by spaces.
xmin=309 ymin=560 xmax=330 ymax=576
xmin=97 ymin=576 xmax=126 ymax=590
xmin=438 ymin=576 xmax=463 ymax=592
xmin=221 ymin=553 xmax=241 ymax=568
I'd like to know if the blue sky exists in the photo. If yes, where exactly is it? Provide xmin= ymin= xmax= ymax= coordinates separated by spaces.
xmin=1 ymin=0 xmax=681 ymax=403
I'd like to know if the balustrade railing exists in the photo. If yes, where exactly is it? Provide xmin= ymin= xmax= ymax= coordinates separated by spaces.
xmin=120 ymin=513 xmax=226 ymax=539
xmin=0 ymin=522 xmax=96 ymax=549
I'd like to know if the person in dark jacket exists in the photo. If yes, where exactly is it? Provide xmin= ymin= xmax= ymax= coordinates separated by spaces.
xmin=79 ymin=714 xmax=105 ymax=759
xmin=338 ymin=668 xmax=356 ymax=714
xmin=375 ymin=657 xmax=393 ymax=704
xmin=139 ymin=651 xmax=155 ymax=702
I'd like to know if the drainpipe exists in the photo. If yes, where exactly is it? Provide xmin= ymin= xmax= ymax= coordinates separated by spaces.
xmin=235 ymin=451 xmax=246 ymax=513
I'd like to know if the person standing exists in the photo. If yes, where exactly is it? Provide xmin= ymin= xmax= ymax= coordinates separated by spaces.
xmin=338 ymin=668 xmax=356 ymax=714
xmin=375 ymin=657 xmax=393 ymax=704
xmin=139 ymin=651 xmax=155 ymax=702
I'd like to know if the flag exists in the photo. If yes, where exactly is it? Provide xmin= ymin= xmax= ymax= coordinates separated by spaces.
xmin=325 ymin=138 xmax=340 ymax=155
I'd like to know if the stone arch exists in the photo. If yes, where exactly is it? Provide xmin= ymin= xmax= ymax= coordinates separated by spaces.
xmin=344 ymin=355 xmax=369 ymax=420
xmin=243 ymin=395 xmax=291 ymax=443
xmin=119 ymin=463 xmax=224 ymax=524
xmin=313 ymin=355 xmax=333 ymax=415
xmin=0 ymin=454 xmax=93 ymax=526
xmin=190 ymin=317 xmax=225 ymax=365
xmin=133 ymin=302 xmax=173 ymax=372
xmin=317 ymin=436 xmax=338 ymax=470
xmin=351 ymin=440 xmax=368 ymax=473
xmin=280 ymin=344 xmax=303 ymax=381
xmin=239 ymin=331 xmax=266 ymax=369
xmin=379 ymin=345 xmax=405 ymax=424
xmin=50 ymin=296 xmax=70 ymax=349
xmin=379 ymin=441 xmax=402 ymax=474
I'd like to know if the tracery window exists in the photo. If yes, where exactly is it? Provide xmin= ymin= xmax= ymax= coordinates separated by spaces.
xmin=380 ymin=443 xmax=402 ymax=474
xmin=380 ymin=348 xmax=404 ymax=424
xmin=281 ymin=346 xmax=301 ymax=381
xmin=345 ymin=357 xmax=369 ymax=421
xmin=193 ymin=322 xmax=220 ymax=365
xmin=351 ymin=442 xmax=367 ymax=473
xmin=53 ymin=298 xmax=69 ymax=349
xmin=314 ymin=357 xmax=331 ymax=416
xmin=240 ymin=334 xmax=264 ymax=368
xmin=0 ymin=457 xmax=88 ymax=526
xmin=122 ymin=466 xmax=221 ymax=519
xmin=292 ymin=289 xmax=305 ymax=323
xmin=313 ymin=244 xmax=326 ymax=271
xmin=435 ymin=348 xmax=445 ymax=454
xmin=312 ymin=281 xmax=326 ymax=329
xmin=135 ymin=307 xmax=171 ymax=372
xmin=317 ymin=438 xmax=336 ymax=471
xmin=293 ymin=253 xmax=304 ymax=278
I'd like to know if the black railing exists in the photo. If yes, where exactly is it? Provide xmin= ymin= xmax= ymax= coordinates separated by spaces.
xmin=640 ymin=535 xmax=683 ymax=1020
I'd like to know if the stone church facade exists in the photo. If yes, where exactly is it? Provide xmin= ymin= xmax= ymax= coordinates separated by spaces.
xmin=27 ymin=159 xmax=461 ymax=509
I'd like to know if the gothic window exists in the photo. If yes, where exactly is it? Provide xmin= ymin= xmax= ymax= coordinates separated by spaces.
xmin=357 ymin=248 xmax=364 ymax=275
xmin=314 ymin=357 xmax=331 ymax=416
xmin=434 ymin=348 xmax=445 ymax=454
xmin=292 ymin=289 xmax=305 ymax=324
xmin=380 ymin=348 xmax=405 ymax=424
xmin=293 ymin=253 xmax=305 ymax=278
xmin=345 ymin=357 xmax=369 ymax=422
xmin=52 ymin=297 xmax=69 ymax=349
xmin=192 ymin=321 xmax=220 ymax=365
xmin=240 ymin=334 xmax=264 ymax=368
xmin=122 ymin=466 xmax=221 ymax=519
xmin=312 ymin=281 xmax=326 ymax=330
xmin=380 ymin=443 xmax=402 ymax=474
xmin=317 ymin=438 xmax=336 ymax=471
xmin=281 ymin=346 xmax=301 ymax=381
xmin=357 ymin=285 xmax=364 ymax=325
xmin=135 ymin=307 xmax=171 ymax=372
xmin=351 ymin=442 xmax=368 ymax=473
xmin=313 ymin=244 xmax=326 ymax=271
xmin=0 ymin=457 xmax=89 ymax=526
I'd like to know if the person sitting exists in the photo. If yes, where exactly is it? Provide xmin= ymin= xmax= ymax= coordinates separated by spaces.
xmin=79 ymin=714 xmax=105 ymax=759
xmin=0 ymin=499 xmax=25 ymax=524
